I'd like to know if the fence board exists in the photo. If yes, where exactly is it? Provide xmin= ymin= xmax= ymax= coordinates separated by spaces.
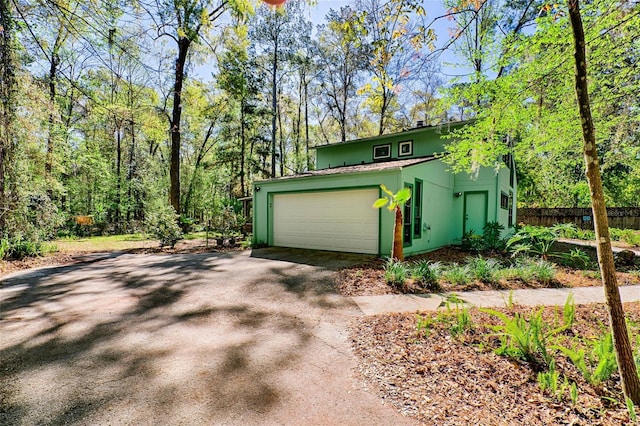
xmin=518 ymin=208 xmax=640 ymax=230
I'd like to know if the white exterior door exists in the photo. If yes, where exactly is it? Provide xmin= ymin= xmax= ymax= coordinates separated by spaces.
xmin=273 ymin=188 xmax=379 ymax=254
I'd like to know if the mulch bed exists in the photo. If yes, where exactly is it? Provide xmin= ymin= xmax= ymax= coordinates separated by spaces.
xmin=351 ymin=303 xmax=640 ymax=425
xmin=337 ymin=246 xmax=640 ymax=297
xmin=340 ymin=244 xmax=640 ymax=424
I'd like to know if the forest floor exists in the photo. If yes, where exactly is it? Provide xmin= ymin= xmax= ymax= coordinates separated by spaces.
xmin=3 ymin=238 xmax=640 ymax=424
xmin=337 ymin=242 xmax=640 ymax=425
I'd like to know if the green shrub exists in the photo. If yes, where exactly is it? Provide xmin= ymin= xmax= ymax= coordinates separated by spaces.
xmin=466 ymin=256 xmax=501 ymax=283
xmin=482 ymin=221 xmax=506 ymax=251
xmin=1 ymin=237 xmax=56 ymax=260
xmin=411 ymin=260 xmax=442 ymax=289
xmin=441 ymin=263 xmax=471 ymax=286
xmin=447 ymin=302 xmax=473 ymax=337
xmin=555 ymin=332 xmax=617 ymax=386
xmin=590 ymin=333 xmax=617 ymax=384
xmin=384 ymin=258 xmax=408 ymax=287
xmin=145 ymin=204 xmax=183 ymax=248
xmin=576 ymin=228 xmax=595 ymax=240
xmin=483 ymin=307 xmax=552 ymax=365
xmin=609 ymin=227 xmax=624 ymax=241
xmin=179 ymin=216 xmax=195 ymax=233
xmin=529 ymin=259 xmax=557 ymax=285
xmin=503 ymin=257 xmax=556 ymax=285
xmin=507 ymin=225 xmax=558 ymax=259
xmin=461 ymin=230 xmax=484 ymax=252
xmin=559 ymin=248 xmax=591 ymax=268
xmin=555 ymin=223 xmax=579 ymax=239
xmin=620 ymin=229 xmax=640 ymax=246
xmin=0 ymin=238 xmax=8 ymax=260
xmin=553 ymin=223 xmax=579 ymax=238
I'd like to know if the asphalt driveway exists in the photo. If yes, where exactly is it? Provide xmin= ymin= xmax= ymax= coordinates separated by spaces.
xmin=0 ymin=248 xmax=412 ymax=425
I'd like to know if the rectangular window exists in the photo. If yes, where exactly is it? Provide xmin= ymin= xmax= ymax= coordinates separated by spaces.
xmin=500 ymin=191 xmax=509 ymax=210
xmin=398 ymin=140 xmax=413 ymax=157
xmin=413 ymin=179 xmax=422 ymax=238
xmin=508 ymin=191 xmax=514 ymax=227
xmin=373 ymin=144 xmax=391 ymax=160
xmin=403 ymin=183 xmax=413 ymax=246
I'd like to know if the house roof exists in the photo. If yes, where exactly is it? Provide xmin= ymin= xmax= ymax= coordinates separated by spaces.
xmin=257 ymin=156 xmax=439 ymax=183
xmin=311 ymin=120 xmax=473 ymax=150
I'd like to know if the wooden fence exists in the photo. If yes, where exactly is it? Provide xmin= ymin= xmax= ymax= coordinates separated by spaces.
xmin=518 ymin=208 xmax=640 ymax=230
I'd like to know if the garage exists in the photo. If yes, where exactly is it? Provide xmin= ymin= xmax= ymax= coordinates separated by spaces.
xmin=273 ymin=188 xmax=380 ymax=254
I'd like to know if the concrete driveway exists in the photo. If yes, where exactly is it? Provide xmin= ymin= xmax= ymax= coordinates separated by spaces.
xmin=0 ymin=248 xmax=412 ymax=425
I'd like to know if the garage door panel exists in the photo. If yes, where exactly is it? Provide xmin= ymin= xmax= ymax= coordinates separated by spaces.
xmin=273 ymin=189 xmax=379 ymax=254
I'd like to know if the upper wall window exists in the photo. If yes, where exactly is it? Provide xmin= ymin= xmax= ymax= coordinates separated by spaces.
xmin=398 ymin=140 xmax=413 ymax=157
xmin=373 ymin=144 xmax=391 ymax=160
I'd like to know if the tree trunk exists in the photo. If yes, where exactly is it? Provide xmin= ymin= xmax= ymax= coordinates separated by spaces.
xmin=127 ymin=117 xmax=135 ymax=222
xmin=240 ymin=97 xmax=246 ymax=196
xmin=568 ymin=0 xmax=640 ymax=405
xmin=294 ymin=76 xmax=302 ymax=173
xmin=270 ymin=33 xmax=278 ymax=178
xmin=46 ymin=41 xmax=60 ymax=179
xmin=170 ymin=37 xmax=191 ymax=215
xmin=278 ymin=96 xmax=284 ymax=177
xmin=304 ymin=70 xmax=310 ymax=171
xmin=184 ymin=122 xmax=214 ymax=215
xmin=392 ymin=206 xmax=404 ymax=261
xmin=115 ymin=124 xmax=122 ymax=229
xmin=0 ymin=0 xmax=15 ymax=230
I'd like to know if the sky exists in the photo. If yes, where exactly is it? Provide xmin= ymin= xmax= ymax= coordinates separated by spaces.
xmin=304 ymin=0 xmax=469 ymax=79
xmin=194 ymin=0 xmax=471 ymax=82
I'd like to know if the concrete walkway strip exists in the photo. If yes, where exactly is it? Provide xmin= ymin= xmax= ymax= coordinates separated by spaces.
xmin=352 ymin=285 xmax=640 ymax=315
xmin=352 ymin=293 xmax=447 ymax=315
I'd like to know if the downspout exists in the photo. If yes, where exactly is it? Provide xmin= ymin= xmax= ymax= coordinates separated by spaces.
xmin=495 ymin=168 xmax=500 ymax=223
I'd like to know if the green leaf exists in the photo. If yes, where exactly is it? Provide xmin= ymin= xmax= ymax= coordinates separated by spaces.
xmin=372 ymin=198 xmax=389 ymax=208
xmin=380 ymin=184 xmax=394 ymax=197
xmin=396 ymin=187 xmax=412 ymax=204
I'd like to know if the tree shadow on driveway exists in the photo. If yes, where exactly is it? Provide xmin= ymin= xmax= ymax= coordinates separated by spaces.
xmin=250 ymin=247 xmax=375 ymax=270
xmin=0 ymin=250 xmax=335 ymax=425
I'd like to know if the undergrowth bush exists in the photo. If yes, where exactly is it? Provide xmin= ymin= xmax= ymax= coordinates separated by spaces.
xmin=500 ymin=257 xmax=556 ymax=285
xmin=441 ymin=263 xmax=472 ymax=286
xmin=461 ymin=221 xmax=507 ymax=252
xmin=0 ymin=237 xmax=56 ymax=260
xmin=466 ymin=256 xmax=501 ymax=283
xmin=145 ymin=204 xmax=183 ymax=248
xmin=411 ymin=260 xmax=442 ymax=289
xmin=384 ymin=258 xmax=408 ymax=287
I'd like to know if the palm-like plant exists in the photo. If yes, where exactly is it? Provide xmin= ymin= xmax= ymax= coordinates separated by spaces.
xmin=373 ymin=184 xmax=411 ymax=261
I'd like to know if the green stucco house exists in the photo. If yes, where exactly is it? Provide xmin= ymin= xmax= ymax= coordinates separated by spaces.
xmin=252 ymin=122 xmax=516 ymax=256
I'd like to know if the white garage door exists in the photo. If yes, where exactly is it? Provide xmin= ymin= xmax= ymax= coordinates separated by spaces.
xmin=273 ymin=188 xmax=379 ymax=254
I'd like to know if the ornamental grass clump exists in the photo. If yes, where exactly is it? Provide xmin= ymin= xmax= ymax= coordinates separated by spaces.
xmin=504 ymin=257 xmax=557 ymax=285
xmin=384 ymin=258 xmax=409 ymax=287
xmin=466 ymin=256 xmax=501 ymax=284
xmin=411 ymin=260 xmax=442 ymax=290
xmin=441 ymin=263 xmax=471 ymax=286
